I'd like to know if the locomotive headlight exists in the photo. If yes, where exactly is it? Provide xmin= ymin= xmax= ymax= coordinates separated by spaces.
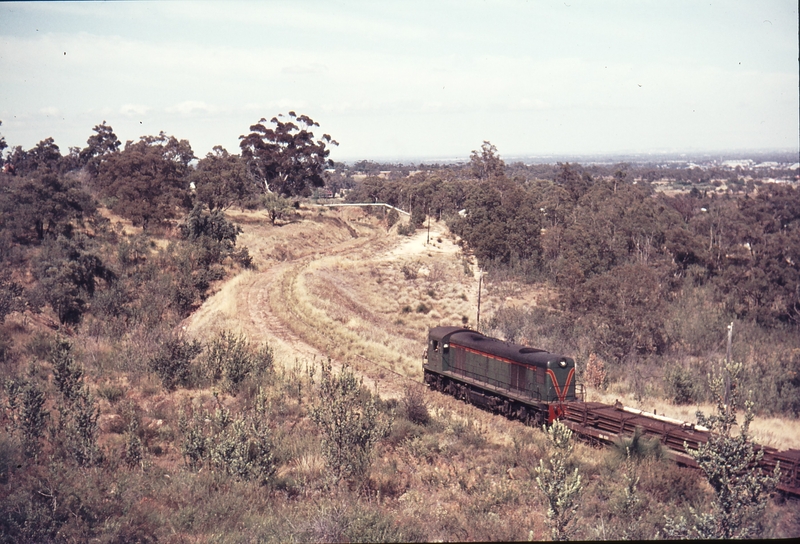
xmin=559 ymin=359 xmax=567 ymax=368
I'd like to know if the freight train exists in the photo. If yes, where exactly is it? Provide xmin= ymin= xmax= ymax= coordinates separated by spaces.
xmin=423 ymin=326 xmax=800 ymax=496
xmin=423 ymin=326 xmax=581 ymax=425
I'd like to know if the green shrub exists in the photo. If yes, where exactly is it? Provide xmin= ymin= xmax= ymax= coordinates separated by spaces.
xmin=309 ymin=360 xmax=392 ymax=486
xmin=123 ymin=418 xmax=144 ymax=469
xmin=397 ymin=222 xmax=415 ymax=236
xmin=386 ymin=208 xmax=399 ymax=230
xmin=664 ymin=361 xmax=781 ymax=539
xmin=178 ymin=399 xmax=276 ymax=484
xmin=255 ymin=341 xmax=275 ymax=374
xmin=385 ymin=418 xmax=424 ymax=447
xmin=0 ymin=272 xmax=23 ymax=325
xmin=205 ymin=331 xmax=250 ymax=390
xmin=32 ymin=235 xmax=114 ymax=325
xmin=61 ymin=385 xmax=101 ymax=467
xmin=231 ymin=246 xmax=254 ymax=269
xmin=178 ymin=407 xmax=206 ymax=471
xmin=208 ymin=416 xmax=276 ymax=485
xmin=148 ymin=335 xmax=202 ymax=391
xmin=535 ymin=420 xmax=582 ymax=541
xmin=612 ymin=426 xmax=663 ymax=461
xmin=50 ymin=337 xmax=83 ymax=402
xmin=665 ymin=365 xmax=702 ymax=405
xmin=401 ymin=385 xmax=430 ymax=426
xmin=3 ymin=372 xmax=48 ymax=459
xmin=0 ymin=329 xmax=13 ymax=364
xmin=203 ymin=330 xmax=272 ymax=393
xmin=97 ymin=383 xmax=125 ymax=404
xmin=0 ymin=434 xmax=21 ymax=485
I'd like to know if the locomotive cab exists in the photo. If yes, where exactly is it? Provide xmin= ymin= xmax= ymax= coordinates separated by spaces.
xmin=425 ymin=326 xmax=466 ymax=371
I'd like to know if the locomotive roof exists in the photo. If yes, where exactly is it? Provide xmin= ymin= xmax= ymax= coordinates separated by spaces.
xmin=429 ymin=326 xmax=566 ymax=367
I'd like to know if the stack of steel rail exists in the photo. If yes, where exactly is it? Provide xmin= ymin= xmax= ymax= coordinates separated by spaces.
xmin=561 ymin=400 xmax=800 ymax=497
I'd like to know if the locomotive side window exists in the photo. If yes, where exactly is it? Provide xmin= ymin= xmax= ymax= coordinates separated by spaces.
xmin=432 ymin=340 xmax=439 ymax=352
xmin=443 ymin=343 xmax=449 ymax=354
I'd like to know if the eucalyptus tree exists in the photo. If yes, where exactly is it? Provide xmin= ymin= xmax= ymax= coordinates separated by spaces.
xmin=469 ymin=140 xmax=505 ymax=180
xmin=95 ymin=132 xmax=195 ymax=227
xmin=190 ymin=146 xmax=256 ymax=211
xmin=79 ymin=121 xmax=121 ymax=176
xmin=239 ymin=112 xmax=337 ymax=197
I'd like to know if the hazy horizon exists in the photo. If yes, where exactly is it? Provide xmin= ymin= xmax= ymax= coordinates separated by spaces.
xmin=2 ymin=1 xmax=798 ymax=162
xmin=339 ymin=147 xmax=800 ymax=165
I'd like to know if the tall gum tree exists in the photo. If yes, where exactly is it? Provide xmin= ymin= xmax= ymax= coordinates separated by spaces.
xmin=469 ymin=140 xmax=505 ymax=180
xmin=80 ymin=121 xmax=121 ymax=177
xmin=239 ymin=112 xmax=337 ymax=197
xmin=95 ymin=132 xmax=195 ymax=227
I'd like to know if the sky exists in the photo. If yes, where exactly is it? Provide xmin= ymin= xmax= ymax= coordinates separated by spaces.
xmin=0 ymin=0 xmax=797 ymax=162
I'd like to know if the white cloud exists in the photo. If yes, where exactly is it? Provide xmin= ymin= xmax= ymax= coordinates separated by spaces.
xmin=166 ymin=101 xmax=215 ymax=115
xmin=120 ymin=104 xmax=149 ymax=117
xmin=39 ymin=106 xmax=60 ymax=116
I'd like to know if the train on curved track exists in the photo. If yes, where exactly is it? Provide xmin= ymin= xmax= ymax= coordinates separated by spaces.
xmin=423 ymin=326 xmax=800 ymax=497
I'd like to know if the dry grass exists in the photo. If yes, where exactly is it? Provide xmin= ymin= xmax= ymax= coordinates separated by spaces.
xmin=187 ymin=208 xmax=488 ymax=385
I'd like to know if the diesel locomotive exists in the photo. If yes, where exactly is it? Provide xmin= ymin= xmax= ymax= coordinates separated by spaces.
xmin=423 ymin=326 xmax=581 ymax=425
xmin=422 ymin=326 xmax=800 ymax=497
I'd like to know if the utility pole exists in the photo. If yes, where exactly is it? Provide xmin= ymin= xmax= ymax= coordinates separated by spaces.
xmin=476 ymin=271 xmax=483 ymax=331
xmin=724 ymin=321 xmax=733 ymax=409
xmin=426 ymin=207 xmax=431 ymax=245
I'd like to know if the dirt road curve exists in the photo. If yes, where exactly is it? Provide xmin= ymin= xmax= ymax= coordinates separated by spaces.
xmin=183 ymin=207 xmax=470 ymax=400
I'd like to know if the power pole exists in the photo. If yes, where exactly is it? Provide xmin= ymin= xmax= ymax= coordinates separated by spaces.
xmin=724 ymin=321 xmax=733 ymax=409
xmin=426 ymin=208 xmax=431 ymax=245
xmin=476 ymin=271 xmax=483 ymax=331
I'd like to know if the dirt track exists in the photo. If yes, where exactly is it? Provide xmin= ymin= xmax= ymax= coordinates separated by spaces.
xmin=183 ymin=206 xmax=472 ymax=399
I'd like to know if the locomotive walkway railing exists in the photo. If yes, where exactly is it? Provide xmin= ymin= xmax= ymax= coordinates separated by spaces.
xmin=446 ymin=367 xmax=545 ymax=403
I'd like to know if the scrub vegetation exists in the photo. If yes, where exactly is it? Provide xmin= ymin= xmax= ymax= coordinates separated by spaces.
xmin=0 ymin=121 xmax=798 ymax=541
